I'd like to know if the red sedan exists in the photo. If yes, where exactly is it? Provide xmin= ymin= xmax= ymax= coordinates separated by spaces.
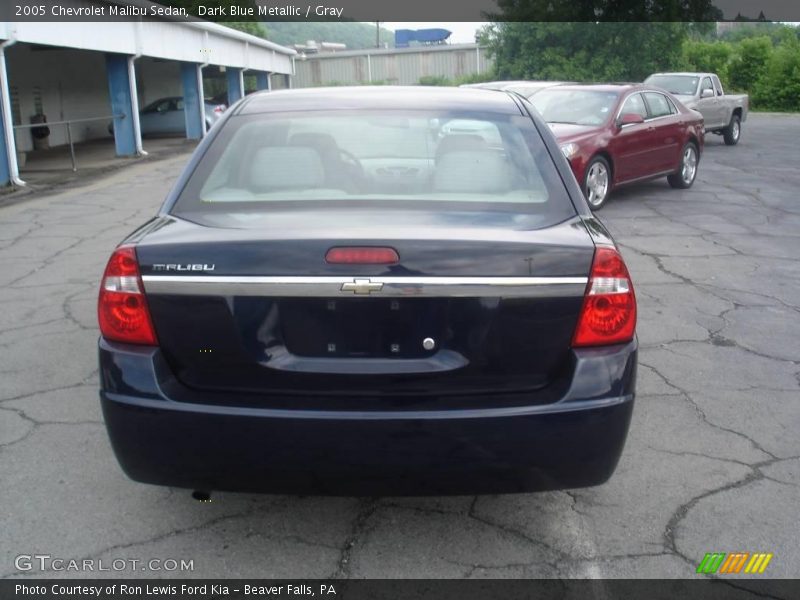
xmin=529 ymin=84 xmax=705 ymax=209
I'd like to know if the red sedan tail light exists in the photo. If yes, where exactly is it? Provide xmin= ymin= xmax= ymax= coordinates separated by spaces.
xmin=98 ymin=246 xmax=158 ymax=345
xmin=572 ymin=247 xmax=636 ymax=347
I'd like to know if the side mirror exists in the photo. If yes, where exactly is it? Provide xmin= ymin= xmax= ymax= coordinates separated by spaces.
xmin=700 ymin=88 xmax=715 ymax=99
xmin=618 ymin=113 xmax=645 ymax=128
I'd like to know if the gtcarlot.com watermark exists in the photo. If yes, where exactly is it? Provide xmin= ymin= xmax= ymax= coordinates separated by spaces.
xmin=15 ymin=554 xmax=194 ymax=573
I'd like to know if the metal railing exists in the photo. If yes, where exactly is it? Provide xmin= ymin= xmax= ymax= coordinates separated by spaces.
xmin=13 ymin=114 xmax=125 ymax=172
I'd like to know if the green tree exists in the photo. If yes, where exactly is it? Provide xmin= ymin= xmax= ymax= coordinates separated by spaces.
xmin=484 ymin=1 xmax=726 ymax=83
xmin=721 ymin=23 xmax=799 ymax=45
xmin=680 ymin=40 xmax=734 ymax=84
xmin=485 ymin=22 xmax=688 ymax=83
xmin=226 ymin=22 xmax=268 ymax=38
xmin=728 ymin=36 xmax=773 ymax=92
xmin=265 ymin=22 xmax=395 ymax=50
xmin=752 ymin=37 xmax=800 ymax=111
xmin=487 ymin=0 xmax=722 ymax=22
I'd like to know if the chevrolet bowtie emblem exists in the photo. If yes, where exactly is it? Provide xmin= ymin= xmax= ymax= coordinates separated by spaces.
xmin=340 ymin=278 xmax=384 ymax=295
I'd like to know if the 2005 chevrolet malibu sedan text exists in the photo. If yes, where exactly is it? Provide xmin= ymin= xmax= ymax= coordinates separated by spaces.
xmin=97 ymin=87 xmax=637 ymax=496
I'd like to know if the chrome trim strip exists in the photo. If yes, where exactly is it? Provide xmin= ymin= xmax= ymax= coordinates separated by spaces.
xmin=141 ymin=275 xmax=588 ymax=298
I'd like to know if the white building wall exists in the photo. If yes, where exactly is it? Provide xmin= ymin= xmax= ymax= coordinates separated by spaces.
xmin=7 ymin=49 xmax=210 ymax=152
xmin=136 ymin=59 xmax=183 ymax=108
xmin=292 ymin=45 xmax=492 ymax=87
xmin=0 ymin=19 xmax=295 ymax=169
xmin=7 ymin=45 xmax=111 ymax=152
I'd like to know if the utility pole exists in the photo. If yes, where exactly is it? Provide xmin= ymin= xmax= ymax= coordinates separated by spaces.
xmin=376 ymin=22 xmax=380 ymax=48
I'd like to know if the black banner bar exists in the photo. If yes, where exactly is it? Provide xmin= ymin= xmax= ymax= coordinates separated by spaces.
xmin=2 ymin=0 xmax=800 ymax=22
xmin=2 ymin=580 xmax=800 ymax=600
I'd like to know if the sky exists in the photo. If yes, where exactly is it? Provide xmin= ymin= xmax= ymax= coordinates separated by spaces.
xmin=382 ymin=22 xmax=488 ymax=44
xmin=381 ymin=21 xmax=800 ymax=44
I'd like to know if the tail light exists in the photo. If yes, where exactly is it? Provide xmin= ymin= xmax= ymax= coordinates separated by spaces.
xmin=572 ymin=246 xmax=636 ymax=347
xmin=326 ymin=247 xmax=399 ymax=264
xmin=98 ymin=246 xmax=157 ymax=345
xmin=213 ymin=104 xmax=225 ymax=114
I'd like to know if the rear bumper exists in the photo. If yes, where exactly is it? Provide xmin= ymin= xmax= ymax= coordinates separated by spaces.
xmin=99 ymin=339 xmax=636 ymax=495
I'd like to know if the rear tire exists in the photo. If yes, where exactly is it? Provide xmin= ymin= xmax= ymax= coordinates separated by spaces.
xmin=583 ymin=156 xmax=612 ymax=210
xmin=668 ymin=142 xmax=699 ymax=189
xmin=723 ymin=113 xmax=741 ymax=146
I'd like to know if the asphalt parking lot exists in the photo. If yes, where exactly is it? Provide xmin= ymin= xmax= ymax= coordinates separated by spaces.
xmin=1 ymin=113 xmax=798 ymax=580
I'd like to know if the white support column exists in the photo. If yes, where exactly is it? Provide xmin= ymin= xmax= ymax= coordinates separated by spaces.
xmin=0 ymin=35 xmax=25 ymax=186
xmin=126 ymin=56 xmax=145 ymax=155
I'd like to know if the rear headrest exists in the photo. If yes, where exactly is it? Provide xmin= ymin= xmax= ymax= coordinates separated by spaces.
xmin=436 ymin=134 xmax=488 ymax=160
xmin=433 ymin=150 xmax=511 ymax=194
xmin=289 ymin=132 xmax=340 ymax=156
xmin=248 ymin=146 xmax=324 ymax=191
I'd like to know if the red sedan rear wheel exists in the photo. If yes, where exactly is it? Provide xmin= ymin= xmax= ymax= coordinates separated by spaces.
xmin=668 ymin=143 xmax=699 ymax=189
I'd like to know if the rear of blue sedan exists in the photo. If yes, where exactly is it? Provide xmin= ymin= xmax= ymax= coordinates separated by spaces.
xmin=98 ymin=87 xmax=637 ymax=496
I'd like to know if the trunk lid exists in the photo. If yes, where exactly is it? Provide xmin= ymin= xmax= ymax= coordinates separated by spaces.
xmin=133 ymin=210 xmax=594 ymax=404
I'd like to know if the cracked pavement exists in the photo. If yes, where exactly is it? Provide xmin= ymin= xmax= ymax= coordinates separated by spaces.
xmin=1 ymin=114 xmax=798 ymax=579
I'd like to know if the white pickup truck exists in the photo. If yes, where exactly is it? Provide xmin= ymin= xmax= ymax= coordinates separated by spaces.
xmin=645 ymin=72 xmax=749 ymax=145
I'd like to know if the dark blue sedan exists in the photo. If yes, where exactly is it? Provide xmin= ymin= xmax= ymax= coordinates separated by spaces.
xmin=97 ymin=87 xmax=637 ymax=496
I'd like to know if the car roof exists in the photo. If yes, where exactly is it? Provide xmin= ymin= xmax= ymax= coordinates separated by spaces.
xmin=461 ymin=80 xmax=538 ymax=89
xmin=461 ymin=80 xmax=572 ymax=92
xmin=237 ymin=86 xmax=522 ymax=115
xmin=534 ymin=83 xmax=658 ymax=96
xmin=648 ymin=72 xmax=712 ymax=78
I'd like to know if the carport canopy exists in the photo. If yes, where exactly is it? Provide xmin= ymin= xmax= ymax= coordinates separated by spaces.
xmin=0 ymin=15 xmax=296 ymax=186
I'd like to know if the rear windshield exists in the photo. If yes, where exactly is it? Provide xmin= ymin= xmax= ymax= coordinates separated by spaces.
xmin=171 ymin=110 xmax=575 ymax=226
xmin=645 ymin=75 xmax=700 ymax=96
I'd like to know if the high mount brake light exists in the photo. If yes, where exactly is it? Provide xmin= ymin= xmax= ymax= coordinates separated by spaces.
xmin=326 ymin=247 xmax=400 ymax=265
xmin=572 ymin=246 xmax=636 ymax=347
xmin=98 ymin=246 xmax=158 ymax=345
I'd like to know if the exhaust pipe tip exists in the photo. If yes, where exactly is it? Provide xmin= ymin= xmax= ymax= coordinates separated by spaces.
xmin=192 ymin=490 xmax=212 ymax=502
